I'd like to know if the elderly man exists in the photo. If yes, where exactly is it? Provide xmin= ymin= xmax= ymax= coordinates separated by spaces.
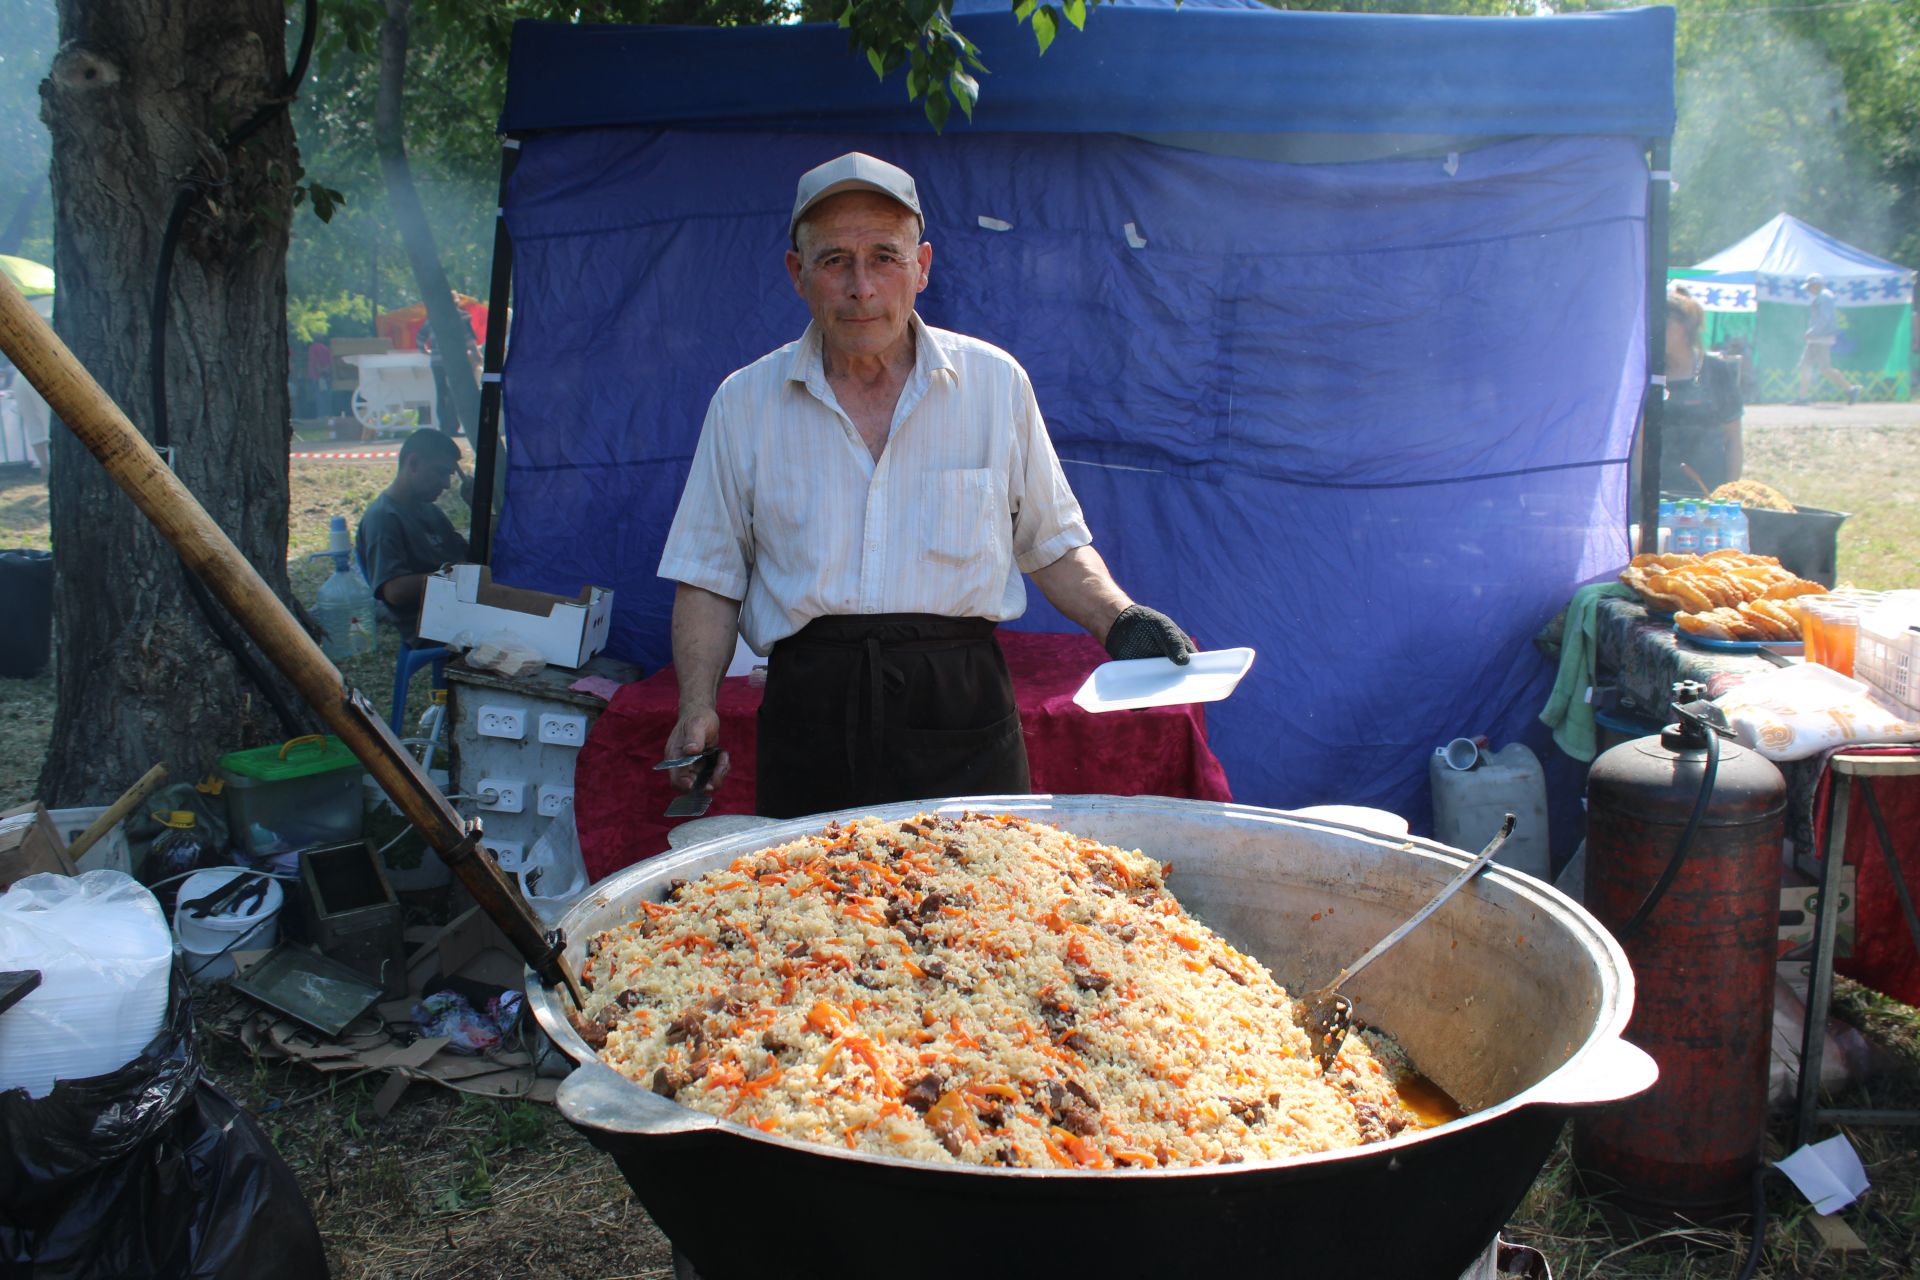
xmin=659 ymin=152 xmax=1195 ymax=817
xmin=1795 ymin=274 xmax=1862 ymax=405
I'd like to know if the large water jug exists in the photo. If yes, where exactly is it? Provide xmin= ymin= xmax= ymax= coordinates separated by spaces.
xmin=311 ymin=516 xmax=375 ymax=660
xmin=1429 ymin=740 xmax=1550 ymax=881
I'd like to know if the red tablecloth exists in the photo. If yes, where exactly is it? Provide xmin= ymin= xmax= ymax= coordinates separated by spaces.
xmin=1813 ymin=747 xmax=1920 ymax=1006
xmin=574 ymin=631 xmax=1233 ymax=880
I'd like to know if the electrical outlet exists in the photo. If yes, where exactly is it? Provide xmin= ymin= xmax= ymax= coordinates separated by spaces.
xmin=486 ymin=839 xmax=525 ymax=868
xmin=537 ymin=785 xmax=574 ymax=818
xmin=476 ymin=777 xmax=525 ymax=813
xmin=476 ymin=704 xmax=526 ymax=740
xmin=538 ymin=713 xmax=589 ymax=747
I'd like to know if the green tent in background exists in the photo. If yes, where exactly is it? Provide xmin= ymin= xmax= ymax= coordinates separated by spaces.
xmin=1669 ymin=214 xmax=1915 ymax=402
xmin=0 ymin=255 xmax=54 ymax=299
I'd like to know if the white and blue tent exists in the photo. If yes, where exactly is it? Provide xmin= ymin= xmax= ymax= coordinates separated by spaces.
xmin=1677 ymin=213 xmax=1914 ymax=400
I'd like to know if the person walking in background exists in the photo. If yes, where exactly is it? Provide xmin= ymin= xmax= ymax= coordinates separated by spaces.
xmin=1795 ymin=274 xmax=1861 ymax=405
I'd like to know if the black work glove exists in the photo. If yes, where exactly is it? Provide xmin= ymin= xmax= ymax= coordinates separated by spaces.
xmin=1104 ymin=604 xmax=1196 ymax=665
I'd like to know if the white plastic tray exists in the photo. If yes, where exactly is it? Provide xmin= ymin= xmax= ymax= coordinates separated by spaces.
xmin=1071 ymin=647 xmax=1256 ymax=713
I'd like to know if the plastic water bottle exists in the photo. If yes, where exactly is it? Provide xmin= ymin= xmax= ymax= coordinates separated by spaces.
xmin=1671 ymin=502 xmax=1701 ymax=554
xmin=1699 ymin=502 xmax=1724 ymax=553
xmin=1726 ymin=501 xmax=1751 ymax=552
xmin=311 ymin=516 xmax=375 ymax=660
xmin=1656 ymin=500 xmax=1676 ymax=553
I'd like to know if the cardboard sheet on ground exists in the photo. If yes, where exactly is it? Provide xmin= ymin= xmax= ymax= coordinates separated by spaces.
xmin=235 ymin=907 xmax=559 ymax=1112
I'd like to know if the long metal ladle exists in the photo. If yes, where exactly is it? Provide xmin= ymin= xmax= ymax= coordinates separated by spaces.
xmin=1297 ymin=812 xmax=1517 ymax=1070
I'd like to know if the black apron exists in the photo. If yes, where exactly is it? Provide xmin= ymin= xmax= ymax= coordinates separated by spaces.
xmin=755 ymin=614 xmax=1030 ymax=819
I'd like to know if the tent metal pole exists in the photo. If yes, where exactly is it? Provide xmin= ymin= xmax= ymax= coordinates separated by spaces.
xmin=470 ymin=135 xmax=521 ymax=565
xmin=1640 ymin=136 xmax=1671 ymax=546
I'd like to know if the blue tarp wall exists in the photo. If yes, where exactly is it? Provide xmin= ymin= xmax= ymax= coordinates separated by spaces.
xmin=494 ymin=5 xmax=1674 ymax=852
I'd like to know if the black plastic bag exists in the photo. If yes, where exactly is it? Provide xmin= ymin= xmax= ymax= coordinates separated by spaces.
xmin=0 ymin=549 xmax=52 ymax=679
xmin=0 ymin=966 xmax=328 ymax=1279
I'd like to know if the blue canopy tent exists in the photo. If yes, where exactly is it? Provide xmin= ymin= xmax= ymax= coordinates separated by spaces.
xmin=477 ymin=2 xmax=1675 ymax=855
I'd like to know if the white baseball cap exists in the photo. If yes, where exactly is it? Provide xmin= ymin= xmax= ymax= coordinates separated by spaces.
xmin=1804 ymin=273 xmax=1825 ymax=286
xmin=789 ymin=153 xmax=923 ymax=247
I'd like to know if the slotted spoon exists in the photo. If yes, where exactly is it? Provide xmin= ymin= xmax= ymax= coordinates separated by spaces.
xmin=1297 ymin=812 xmax=1516 ymax=1070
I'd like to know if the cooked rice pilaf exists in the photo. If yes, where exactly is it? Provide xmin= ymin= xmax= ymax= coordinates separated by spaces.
xmin=575 ymin=813 xmax=1424 ymax=1168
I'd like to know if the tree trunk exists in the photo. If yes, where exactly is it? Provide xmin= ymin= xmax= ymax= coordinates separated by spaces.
xmin=376 ymin=0 xmax=482 ymax=440
xmin=38 ymin=0 xmax=307 ymax=804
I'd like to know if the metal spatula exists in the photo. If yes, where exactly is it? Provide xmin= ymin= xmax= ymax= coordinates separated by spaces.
xmin=1297 ymin=813 xmax=1516 ymax=1070
xmin=664 ymin=750 xmax=719 ymax=818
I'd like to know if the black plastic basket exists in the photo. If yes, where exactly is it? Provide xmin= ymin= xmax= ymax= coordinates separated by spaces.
xmin=1745 ymin=505 xmax=1849 ymax=586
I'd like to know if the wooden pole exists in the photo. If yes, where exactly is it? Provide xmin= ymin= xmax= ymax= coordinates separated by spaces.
xmin=0 ymin=274 xmax=582 ymax=1007
xmin=65 ymin=762 xmax=167 ymax=863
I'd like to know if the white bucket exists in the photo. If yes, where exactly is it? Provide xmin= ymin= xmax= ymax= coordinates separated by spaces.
xmin=171 ymin=867 xmax=284 ymax=981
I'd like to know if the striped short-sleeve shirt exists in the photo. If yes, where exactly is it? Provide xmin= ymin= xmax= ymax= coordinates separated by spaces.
xmin=658 ymin=314 xmax=1092 ymax=654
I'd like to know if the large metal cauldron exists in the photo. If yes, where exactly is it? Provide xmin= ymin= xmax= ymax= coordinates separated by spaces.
xmin=528 ymin=796 xmax=1655 ymax=1280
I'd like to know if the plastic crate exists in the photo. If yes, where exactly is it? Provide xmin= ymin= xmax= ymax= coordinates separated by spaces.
xmin=1856 ymin=611 xmax=1920 ymax=717
xmin=47 ymin=805 xmax=132 ymax=876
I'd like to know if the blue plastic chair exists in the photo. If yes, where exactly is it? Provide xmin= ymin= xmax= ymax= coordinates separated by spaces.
xmin=355 ymin=540 xmax=449 ymax=736
xmin=390 ymin=642 xmax=449 ymax=737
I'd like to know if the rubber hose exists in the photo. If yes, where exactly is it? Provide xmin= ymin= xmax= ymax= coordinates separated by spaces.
xmin=1617 ymin=718 xmax=1721 ymax=942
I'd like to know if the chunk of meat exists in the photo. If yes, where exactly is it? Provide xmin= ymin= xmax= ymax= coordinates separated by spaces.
xmin=650 ymin=1058 xmax=709 ymax=1098
xmin=1209 ymin=956 xmax=1249 ymax=986
xmin=569 ymin=1008 xmax=612 ymax=1051
xmin=903 ymin=1072 xmax=944 ymax=1113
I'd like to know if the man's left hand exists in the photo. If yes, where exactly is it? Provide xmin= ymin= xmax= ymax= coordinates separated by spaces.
xmin=1105 ymin=604 xmax=1196 ymax=665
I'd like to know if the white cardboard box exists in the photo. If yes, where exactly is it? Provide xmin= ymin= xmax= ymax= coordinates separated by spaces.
xmin=417 ymin=564 xmax=612 ymax=670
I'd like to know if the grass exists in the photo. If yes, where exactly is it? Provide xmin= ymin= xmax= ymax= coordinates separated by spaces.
xmin=1743 ymin=423 xmax=1920 ymax=591
xmin=2 ymin=420 xmax=1919 ymax=1276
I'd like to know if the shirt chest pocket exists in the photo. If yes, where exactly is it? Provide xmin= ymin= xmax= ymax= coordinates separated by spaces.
xmin=920 ymin=468 xmax=1002 ymax=568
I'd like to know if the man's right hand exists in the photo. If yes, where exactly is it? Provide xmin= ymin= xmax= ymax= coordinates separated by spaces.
xmin=665 ymin=709 xmax=731 ymax=795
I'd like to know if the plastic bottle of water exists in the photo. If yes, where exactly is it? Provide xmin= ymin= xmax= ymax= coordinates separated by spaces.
xmin=1699 ymin=502 xmax=1724 ymax=553
xmin=311 ymin=516 xmax=375 ymax=660
xmin=1726 ymin=500 xmax=1751 ymax=552
xmin=1656 ymin=500 xmax=1676 ymax=553
xmin=1671 ymin=502 xmax=1701 ymax=554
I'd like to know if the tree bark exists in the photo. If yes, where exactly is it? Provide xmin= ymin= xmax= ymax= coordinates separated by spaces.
xmin=38 ymin=0 xmax=306 ymax=804
xmin=376 ymin=0 xmax=481 ymax=439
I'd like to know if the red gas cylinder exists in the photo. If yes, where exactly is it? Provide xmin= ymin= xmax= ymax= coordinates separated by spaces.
xmin=1573 ymin=683 xmax=1786 ymax=1221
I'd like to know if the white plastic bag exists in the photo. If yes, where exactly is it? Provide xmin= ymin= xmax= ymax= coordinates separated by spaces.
xmin=0 ymin=871 xmax=173 ymax=1097
xmin=1715 ymin=662 xmax=1920 ymax=762
xmin=459 ymin=628 xmax=547 ymax=679
xmin=516 ymin=798 xmax=588 ymax=925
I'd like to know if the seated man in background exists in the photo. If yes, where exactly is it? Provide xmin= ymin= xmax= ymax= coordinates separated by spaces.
xmin=356 ymin=430 xmax=473 ymax=640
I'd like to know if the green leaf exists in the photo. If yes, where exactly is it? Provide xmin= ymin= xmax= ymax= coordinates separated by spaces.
xmin=908 ymin=67 xmax=928 ymax=100
xmin=1063 ymin=0 xmax=1086 ymax=31
xmin=837 ymin=3 xmax=853 ymax=27
xmin=950 ymin=68 xmax=979 ymax=119
xmin=1031 ymin=6 xmax=1057 ymax=54
xmin=1013 ymin=0 xmax=1037 ymax=19
xmin=925 ymin=85 xmax=951 ymax=133
xmin=867 ymin=45 xmax=887 ymax=79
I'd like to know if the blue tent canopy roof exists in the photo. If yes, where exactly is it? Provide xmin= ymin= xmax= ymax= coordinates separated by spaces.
xmin=500 ymin=6 xmax=1675 ymax=139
